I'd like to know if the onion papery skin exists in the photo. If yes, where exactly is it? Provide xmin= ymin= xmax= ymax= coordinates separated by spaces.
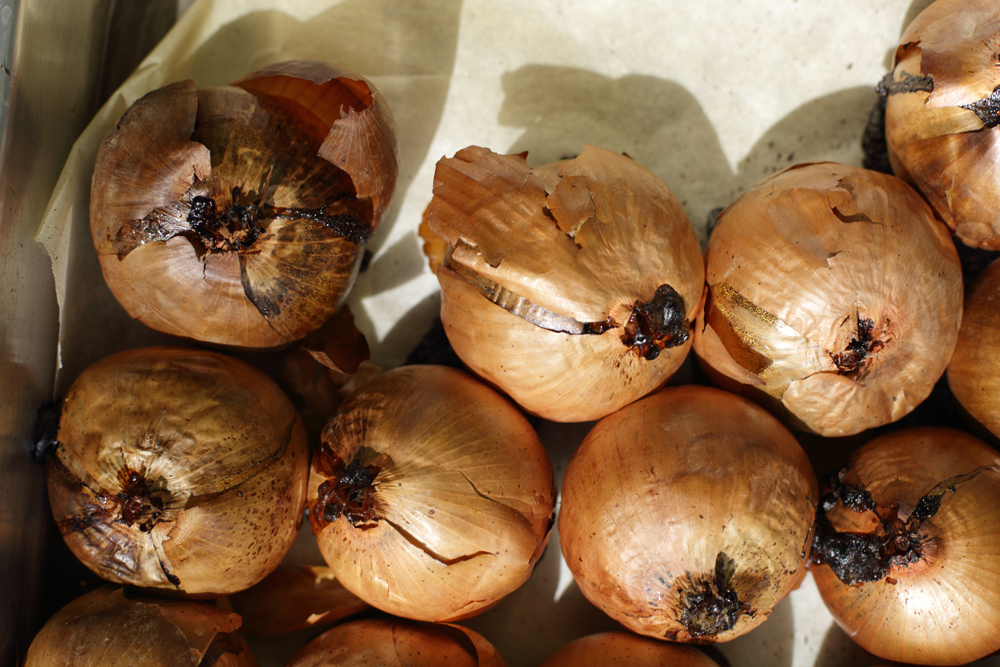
xmin=307 ymin=365 xmax=555 ymax=623
xmin=693 ymin=162 xmax=962 ymax=437
xmin=810 ymin=428 xmax=1000 ymax=665
xmin=46 ymin=346 xmax=309 ymax=596
xmin=286 ymin=618 xmax=506 ymax=667
xmin=558 ymin=385 xmax=818 ymax=643
xmin=539 ymin=631 xmax=721 ymax=666
xmin=90 ymin=60 xmax=399 ymax=349
xmin=883 ymin=0 xmax=1000 ymax=250
xmin=421 ymin=145 xmax=705 ymax=423
xmin=24 ymin=587 xmax=257 ymax=667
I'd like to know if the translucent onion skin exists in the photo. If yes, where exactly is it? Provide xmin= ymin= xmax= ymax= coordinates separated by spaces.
xmin=693 ymin=162 xmax=962 ymax=437
xmin=307 ymin=365 xmax=555 ymax=623
xmin=46 ymin=346 xmax=309 ymax=596
xmin=286 ymin=618 xmax=506 ymax=667
xmin=810 ymin=428 xmax=1000 ymax=666
xmin=90 ymin=60 xmax=399 ymax=349
xmin=421 ymin=145 xmax=705 ymax=422
xmin=884 ymin=0 xmax=1000 ymax=250
xmin=559 ymin=385 xmax=817 ymax=643
xmin=539 ymin=632 xmax=721 ymax=667
xmin=24 ymin=588 xmax=258 ymax=667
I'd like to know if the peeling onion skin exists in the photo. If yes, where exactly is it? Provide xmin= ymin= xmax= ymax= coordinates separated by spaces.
xmin=559 ymin=385 xmax=818 ymax=643
xmin=884 ymin=0 xmax=1000 ymax=250
xmin=307 ymin=365 xmax=555 ymax=623
xmin=46 ymin=346 xmax=309 ymax=596
xmin=540 ymin=631 xmax=721 ymax=666
xmin=421 ymin=145 xmax=705 ymax=423
xmin=693 ymin=162 xmax=962 ymax=437
xmin=24 ymin=588 xmax=258 ymax=667
xmin=286 ymin=618 xmax=506 ymax=667
xmin=90 ymin=60 xmax=399 ymax=349
xmin=810 ymin=428 xmax=1000 ymax=666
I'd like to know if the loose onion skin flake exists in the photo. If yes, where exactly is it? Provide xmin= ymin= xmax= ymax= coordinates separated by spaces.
xmin=693 ymin=161 xmax=962 ymax=437
xmin=559 ymin=385 xmax=817 ymax=643
xmin=90 ymin=60 xmax=399 ymax=349
xmin=45 ymin=346 xmax=309 ymax=596
xmin=421 ymin=145 xmax=705 ymax=422
xmin=540 ymin=631 xmax=721 ymax=666
xmin=810 ymin=428 xmax=1000 ymax=666
xmin=307 ymin=365 xmax=555 ymax=623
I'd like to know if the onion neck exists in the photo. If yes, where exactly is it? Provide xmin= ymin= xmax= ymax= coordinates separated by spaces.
xmin=673 ymin=552 xmax=753 ymax=640
xmin=312 ymin=446 xmax=382 ymax=529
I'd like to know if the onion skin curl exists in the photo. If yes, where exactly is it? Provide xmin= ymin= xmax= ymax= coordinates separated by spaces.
xmin=559 ymin=385 xmax=817 ymax=643
xmin=540 ymin=631 xmax=721 ymax=667
xmin=810 ymin=427 xmax=1000 ymax=666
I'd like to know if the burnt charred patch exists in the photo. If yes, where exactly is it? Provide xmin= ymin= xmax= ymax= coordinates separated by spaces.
xmin=676 ymin=552 xmax=753 ymax=639
xmin=313 ymin=448 xmax=382 ymax=529
xmin=961 ymin=84 xmax=1000 ymax=128
xmin=621 ymin=284 xmax=690 ymax=360
xmin=832 ymin=316 xmax=885 ymax=379
xmin=884 ymin=70 xmax=934 ymax=96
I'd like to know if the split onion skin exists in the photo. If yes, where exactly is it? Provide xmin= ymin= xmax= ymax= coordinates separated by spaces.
xmin=884 ymin=0 xmax=1000 ymax=250
xmin=421 ymin=144 xmax=705 ymax=423
xmin=810 ymin=427 xmax=1000 ymax=666
xmin=559 ymin=385 xmax=817 ymax=643
xmin=46 ymin=346 xmax=309 ymax=596
xmin=90 ymin=60 xmax=399 ymax=349
xmin=693 ymin=161 xmax=962 ymax=437
xmin=286 ymin=618 xmax=506 ymax=667
xmin=540 ymin=631 xmax=721 ymax=666
xmin=307 ymin=365 xmax=555 ymax=623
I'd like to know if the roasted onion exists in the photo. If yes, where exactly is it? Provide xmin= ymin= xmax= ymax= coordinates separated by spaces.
xmin=420 ymin=145 xmax=704 ymax=422
xmin=559 ymin=385 xmax=817 ymax=642
xmin=540 ymin=631 xmax=721 ymax=666
xmin=307 ymin=365 xmax=555 ymax=622
xmin=810 ymin=427 xmax=1000 ymax=665
xmin=693 ymin=161 xmax=962 ymax=437
xmin=45 ymin=346 xmax=309 ymax=595
xmin=90 ymin=60 xmax=399 ymax=349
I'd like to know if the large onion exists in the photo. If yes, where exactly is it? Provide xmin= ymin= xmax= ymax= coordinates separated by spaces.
xmin=540 ymin=632 xmax=720 ymax=666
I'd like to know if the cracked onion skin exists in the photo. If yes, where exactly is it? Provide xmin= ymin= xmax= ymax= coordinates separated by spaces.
xmin=810 ymin=428 xmax=1000 ymax=665
xmin=421 ymin=145 xmax=704 ymax=423
xmin=45 ymin=346 xmax=309 ymax=596
xmin=307 ymin=364 xmax=555 ymax=623
xmin=693 ymin=162 xmax=962 ymax=437
xmin=90 ymin=59 xmax=399 ymax=349
xmin=884 ymin=0 xmax=1000 ymax=250
xmin=540 ymin=632 xmax=720 ymax=666
xmin=558 ymin=385 xmax=817 ymax=643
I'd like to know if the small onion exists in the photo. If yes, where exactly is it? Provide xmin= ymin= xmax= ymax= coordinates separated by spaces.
xmin=24 ymin=587 xmax=257 ymax=667
xmin=540 ymin=631 xmax=721 ymax=666
xmin=90 ymin=60 xmax=399 ymax=349
xmin=559 ymin=385 xmax=817 ymax=642
xmin=810 ymin=427 xmax=1000 ymax=665
xmin=693 ymin=162 xmax=962 ymax=437
xmin=420 ymin=145 xmax=705 ymax=422
xmin=307 ymin=365 xmax=555 ymax=622
xmin=45 ymin=346 xmax=309 ymax=595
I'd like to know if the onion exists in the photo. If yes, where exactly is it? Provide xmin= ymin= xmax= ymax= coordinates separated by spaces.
xmin=883 ymin=0 xmax=1000 ymax=250
xmin=810 ymin=427 xmax=1000 ymax=665
xmin=420 ymin=145 xmax=705 ymax=422
xmin=90 ymin=60 xmax=398 ymax=349
xmin=558 ymin=385 xmax=817 ymax=642
xmin=693 ymin=161 xmax=962 ymax=437
xmin=307 ymin=365 xmax=555 ymax=622
xmin=45 ymin=346 xmax=309 ymax=595
xmin=540 ymin=631 xmax=721 ymax=666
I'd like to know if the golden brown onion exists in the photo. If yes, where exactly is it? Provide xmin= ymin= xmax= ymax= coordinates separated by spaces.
xmin=286 ymin=618 xmax=505 ymax=667
xmin=559 ymin=385 xmax=817 ymax=643
xmin=45 ymin=346 xmax=309 ymax=595
xmin=540 ymin=631 xmax=721 ymax=666
xmin=307 ymin=365 xmax=555 ymax=622
xmin=883 ymin=0 xmax=1000 ymax=250
xmin=810 ymin=427 xmax=1000 ymax=665
xmin=24 ymin=588 xmax=257 ymax=667
xmin=693 ymin=162 xmax=962 ymax=437
xmin=421 ymin=145 xmax=704 ymax=422
xmin=90 ymin=60 xmax=399 ymax=349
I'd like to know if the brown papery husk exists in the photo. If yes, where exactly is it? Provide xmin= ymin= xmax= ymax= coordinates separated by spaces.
xmin=422 ymin=145 xmax=705 ymax=423
xmin=307 ymin=365 xmax=555 ymax=623
xmin=539 ymin=631 xmax=721 ymax=667
xmin=884 ymin=0 xmax=1000 ymax=250
xmin=810 ymin=428 xmax=1000 ymax=666
xmin=46 ymin=347 xmax=309 ymax=596
xmin=558 ymin=385 xmax=818 ymax=643
xmin=286 ymin=617 xmax=506 ymax=667
xmin=693 ymin=161 xmax=962 ymax=437
xmin=23 ymin=587 xmax=257 ymax=667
